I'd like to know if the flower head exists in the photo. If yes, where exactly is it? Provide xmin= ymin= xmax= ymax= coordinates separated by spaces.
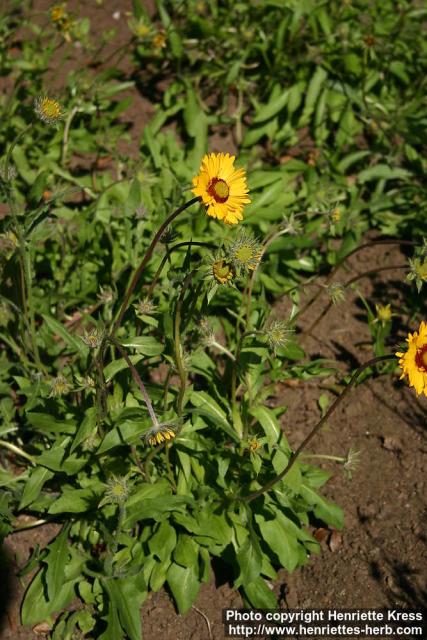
xmin=82 ymin=327 xmax=104 ymax=349
xmin=264 ymin=319 xmax=294 ymax=355
xmin=228 ymin=231 xmax=262 ymax=274
xmin=396 ymin=321 xmax=427 ymax=397
xmin=374 ymin=303 xmax=393 ymax=326
xmin=212 ymin=258 xmax=236 ymax=285
xmin=327 ymin=282 xmax=346 ymax=305
xmin=152 ymin=31 xmax=167 ymax=49
xmin=49 ymin=374 xmax=70 ymax=397
xmin=192 ymin=153 xmax=250 ymax=225
xmin=134 ymin=298 xmax=157 ymax=318
xmin=407 ymin=257 xmax=427 ymax=293
xmin=34 ymin=96 xmax=63 ymax=125
xmin=99 ymin=475 xmax=129 ymax=507
xmin=145 ymin=422 xmax=176 ymax=447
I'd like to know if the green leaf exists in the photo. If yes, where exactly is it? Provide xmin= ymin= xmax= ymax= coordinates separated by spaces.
xmin=173 ymin=533 xmax=199 ymax=569
xmin=41 ymin=314 xmax=88 ymax=357
xmin=120 ymin=336 xmax=164 ymax=356
xmin=358 ymin=165 xmax=411 ymax=183
xmin=26 ymin=413 xmax=77 ymax=435
xmin=253 ymin=87 xmax=289 ymax=123
xmin=102 ymin=574 xmax=146 ymax=640
xmin=97 ymin=419 xmax=148 ymax=454
xmin=104 ymin=355 xmax=144 ymax=382
xmin=21 ymin=567 xmax=76 ymax=626
xmin=250 ymin=406 xmax=281 ymax=444
xmin=167 ymin=562 xmax=201 ymax=614
xmin=301 ymin=483 xmax=344 ymax=529
xmin=148 ymin=521 xmax=177 ymax=560
xmin=243 ymin=576 xmax=277 ymax=608
xmin=190 ymin=391 xmax=239 ymax=442
xmin=44 ymin=525 xmax=70 ymax=601
xmin=236 ymin=535 xmax=263 ymax=586
xmin=124 ymin=495 xmax=193 ymax=527
xmin=48 ymin=488 xmax=96 ymax=514
xmin=255 ymin=515 xmax=300 ymax=572
xmin=19 ymin=466 xmax=54 ymax=509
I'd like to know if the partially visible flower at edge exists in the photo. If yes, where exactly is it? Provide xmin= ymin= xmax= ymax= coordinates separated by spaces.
xmin=396 ymin=321 xmax=427 ymax=397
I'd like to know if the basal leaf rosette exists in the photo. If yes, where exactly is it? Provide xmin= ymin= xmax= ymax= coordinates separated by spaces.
xmin=396 ymin=321 xmax=427 ymax=397
xmin=192 ymin=152 xmax=250 ymax=225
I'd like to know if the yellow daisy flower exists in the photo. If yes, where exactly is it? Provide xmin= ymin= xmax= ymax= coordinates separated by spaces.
xmin=396 ymin=321 xmax=427 ymax=397
xmin=192 ymin=152 xmax=250 ymax=225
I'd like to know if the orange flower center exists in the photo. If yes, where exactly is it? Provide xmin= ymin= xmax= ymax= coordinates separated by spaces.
xmin=207 ymin=178 xmax=229 ymax=203
xmin=415 ymin=345 xmax=427 ymax=372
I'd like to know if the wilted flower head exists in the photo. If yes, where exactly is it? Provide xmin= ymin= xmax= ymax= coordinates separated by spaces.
xmin=144 ymin=421 xmax=177 ymax=447
xmin=227 ymin=231 xmax=262 ymax=274
xmin=264 ymin=319 xmax=294 ymax=355
xmin=34 ymin=96 xmax=63 ymax=125
xmin=327 ymin=282 xmax=346 ymax=305
xmin=49 ymin=374 xmax=70 ymax=397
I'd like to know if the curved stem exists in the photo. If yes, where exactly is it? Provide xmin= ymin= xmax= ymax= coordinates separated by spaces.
xmin=108 ymin=337 xmax=159 ymax=427
xmin=0 ymin=440 xmax=36 ymax=465
xmin=110 ymin=197 xmax=199 ymax=338
xmin=146 ymin=240 xmax=215 ymax=299
xmin=302 ymin=264 xmax=407 ymax=336
xmin=242 ymin=354 xmax=395 ymax=502
xmin=298 ymin=239 xmax=418 ymax=319
xmin=174 ymin=270 xmax=197 ymax=416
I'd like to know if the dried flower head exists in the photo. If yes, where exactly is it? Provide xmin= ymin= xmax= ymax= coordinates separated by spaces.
xmin=327 ymin=282 xmax=346 ymax=305
xmin=264 ymin=319 xmax=294 ymax=355
xmin=82 ymin=327 xmax=104 ymax=349
xmin=396 ymin=321 xmax=427 ymax=397
xmin=228 ymin=231 xmax=262 ymax=273
xmin=134 ymin=298 xmax=157 ymax=317
xmin=343 ymin=447 xmax=362 ymax=479
xmin=0 ymin=231 xmax=18 ymax=259
xmin=279 ymin=213 xmax=302 ymax=236
xmin=49 ymin=374 xmax=70 ymax=397
xmin=0 ymin=162 xmax=17 ymax=182
xmin=34 ymin=96 xmax=63 ymax=125
xmin=97 ymin=286 xmax=114 ymax=304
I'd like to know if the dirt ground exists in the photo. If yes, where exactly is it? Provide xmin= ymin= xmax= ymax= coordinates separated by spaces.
xmin=1 ymin=1 xmax=426 ymax=639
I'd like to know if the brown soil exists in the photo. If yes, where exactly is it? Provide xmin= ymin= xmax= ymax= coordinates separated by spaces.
xmin=1 ymin=2 xmax=426 ymax=639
